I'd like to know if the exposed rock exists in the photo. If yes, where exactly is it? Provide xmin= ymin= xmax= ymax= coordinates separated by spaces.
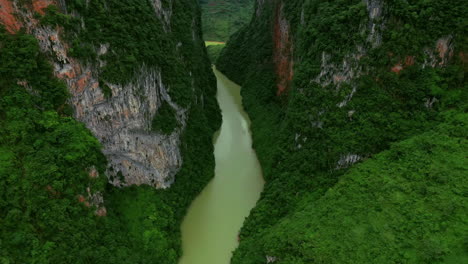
xmin=150 ymin=0 xmax=172 ymax=30
xmin=312 ymin=121 xmax=324 ymax=129
xmin=425 ymin=97 xmax=438 ymax=109
xmin=266 ymin=255 xmax=277 ymax=263
xmin=405 ymin=55 xmax=415 ymax=66
xmin=313 ymin=0 xmax=385 ymax=106
xmin=274 ymin=2 xmax=294 ymax=96
xmin=423 ymin=36 xmax=454 ymax=68
xmin=391 ymin=63 xmax=404 ymax=74
xmin=33 ymin=0 xmax=54 ymax=15
xmin=336 ymin=154 xmax=362 ymax=169
xmin=1 ymin=2 xmax=190 ymax=189
xmin=436 ymin=36 xmax=454 ymax=64
xmin=95 ymin=207 xmax=107 ymax=217
xmin=365 ymin=0 xmax=383 ymax=47
xmin=337 ymin=86 xmax=357 ymax=108
xmin=0 ymin=0 xmax=22 ymax=33
xmin=76 ymin=187 xmax=107 ymax=216
xmin=71 ymin=65 xmax=185 ymax=188
xmin=88 ymin=166 xmax=99 ymax=179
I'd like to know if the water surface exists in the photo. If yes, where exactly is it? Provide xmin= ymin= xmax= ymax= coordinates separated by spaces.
xmin=178 ymin=68 xmax=264 ymax=264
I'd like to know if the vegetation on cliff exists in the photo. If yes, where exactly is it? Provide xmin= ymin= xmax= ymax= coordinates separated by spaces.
xmin=0 ymin=28 xmax=118 ymax=263
xmin=217 ymin=0 xmax=467 ymax=263
xmin=0 ymin=0 xmax=220 ymax=262
xmin=232 ymin=111 xmax=468 ymax=264
xmin=45 ymin=0 xmax=216 ymax=107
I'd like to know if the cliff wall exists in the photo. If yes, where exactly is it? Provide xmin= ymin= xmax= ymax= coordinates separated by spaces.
xmin=0 ymin=0 xmax=220 ymax=262
xmin=217 ymin=0 xmax=467 ymax=262
xmin=1 ymin=0 xmax=220 ymax=188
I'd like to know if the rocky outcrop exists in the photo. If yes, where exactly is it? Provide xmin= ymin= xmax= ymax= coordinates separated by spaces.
xmin=336 ymin=154 xmax=362 ymax=169
xmin=365 ymin=0 xmax=383 ymax=47
xmin=273 ymin=2 xmax=293 ymax=96
xmin=151 ymin=0 xmax=173 ymax=30
xmin=31 ymin=23 xmax=185 ymax=188
xmin=1 ymin=0 xmax=193 ymax=188
xmin=313 ymin=0 xmax=384 ymax=107
xmin=70 ymin=65 xmax=185 ymax=188
xmin=0 ymin=0 xmax=21 ymax=33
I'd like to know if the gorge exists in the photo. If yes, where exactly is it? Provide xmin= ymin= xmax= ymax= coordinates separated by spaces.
xmin=179 ymin=68 xmax=264 ymax=264
xmin=0 ymin=0 xmax=467 ymax=263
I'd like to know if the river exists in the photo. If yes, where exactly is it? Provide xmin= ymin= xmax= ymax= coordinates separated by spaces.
xmin=178 ymin=68 xmax=264 ymax=264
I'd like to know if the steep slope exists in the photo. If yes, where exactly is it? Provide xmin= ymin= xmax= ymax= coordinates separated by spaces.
xmin=0 ymin=0 xmax=220 ymax=262
xmin=232 ymin=111 xmax=468 ymax=263
xmin=200 ymin=0 xmax=253 ymax=41
xmin=217 ymin=0 xmax=467 ymax=262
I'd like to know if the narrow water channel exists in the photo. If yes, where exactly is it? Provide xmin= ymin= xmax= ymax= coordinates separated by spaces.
xmin=178 ymin=68 xmax=264 ymax=264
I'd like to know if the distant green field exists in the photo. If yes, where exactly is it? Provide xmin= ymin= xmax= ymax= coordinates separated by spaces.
xmin=200 ymin=0 xmax=253 ymax=42
xmin=205 ymin=41 xmax=226 ymax=46
xmin=205 ymin=42 xmax=226 ymax=63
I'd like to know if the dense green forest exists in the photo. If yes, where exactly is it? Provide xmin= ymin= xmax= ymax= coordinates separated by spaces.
xmin=217 ymin=0 xmax=467 ymax=263
xmin=232 ymin=111 xmax=468 ymax=263
xmin=200 ymin=0 xmax=253 ymax=41
xmin=206 ymin=42 xmax=226 ymax=62
xmin=49 ymin=0 xmax=218 ymax=107
xmin=1 ymin=0 xmax=467 ymax=263
xmin=0 ymin=0 xmax=220 ymax=262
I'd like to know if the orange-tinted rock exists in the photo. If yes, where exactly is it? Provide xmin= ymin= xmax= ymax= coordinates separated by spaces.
xmin=273 ymin=3 xmax=294 ymax=96
xmin=122 ymin=109 xmax=131 ymax=119
xmin=73 ymin=63 xmax=83 ymax=76
xmin=91 ymin=81 xmax=99 ymax=90
xmin=56 ymin=65 xmax=77 ymax=79
xmin=63 ymin=69 xmax=76 ymax=79
xmin=0 ymin=0 xmax=22 ymax=33
xmin=33 ymin=0 xmax=54 ymax=15
xmin=437 ymin=39 xmax=449 ymax=60
xmin=78 ymin=195 xmax=86 ymax=203
xmin=77 ymin=195 xmax=91 ymax=207
xmin=333 ymin=75 xmax=346 ymax=84
xmin=95 ymin=207 xmax=107 ymax=217
xmin=88 ymin=166 xmax=99 ymax=179
xmin=405 ymin=56 xmax=415 ymax=66
xmin=75 ymin=72 xmax=91 ymax=94
xmin=49 ymin=34 xmax=57 ymax=42
xmin=391 ymin=55 xmax=414 ymax=74
xmin=391 ymin=64 xmax=403 ymax=74
xmin=17 ymin=80 xmax=28 ymax=87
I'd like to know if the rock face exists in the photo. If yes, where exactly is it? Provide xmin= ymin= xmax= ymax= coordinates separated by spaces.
xmin=151 ymin=0 xmax=172 ymax=30
xmin=217 ymin=0 xmax=466 ymax=262
xmin=273 ymin=2 xmax=293 ymax=96
xmin=0 ymin=0 xmax=21 ymax=33
xmin=69 ymin=65 xmax=185 ymax=188
xmin=1 ymin=0 xmax=208 ymax=188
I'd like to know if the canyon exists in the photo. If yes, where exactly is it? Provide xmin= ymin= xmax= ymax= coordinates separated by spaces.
xmin=0 ymin=0 xmax=466 ymax=263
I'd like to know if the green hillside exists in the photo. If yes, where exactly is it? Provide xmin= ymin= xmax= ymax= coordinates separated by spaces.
xmin=217 ymin=0 xmax=467 ymax=262
xmin=200 ymin=0 xmax=253 ymax=41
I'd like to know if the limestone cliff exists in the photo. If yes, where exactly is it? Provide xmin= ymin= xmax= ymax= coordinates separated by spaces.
xmin=0 ymin=0 xmax=220 ymax=262
xmin=1 ymin=0 xmax=219 ymax=188
xmin=217 ymin=0 xmax=466 ymax=262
